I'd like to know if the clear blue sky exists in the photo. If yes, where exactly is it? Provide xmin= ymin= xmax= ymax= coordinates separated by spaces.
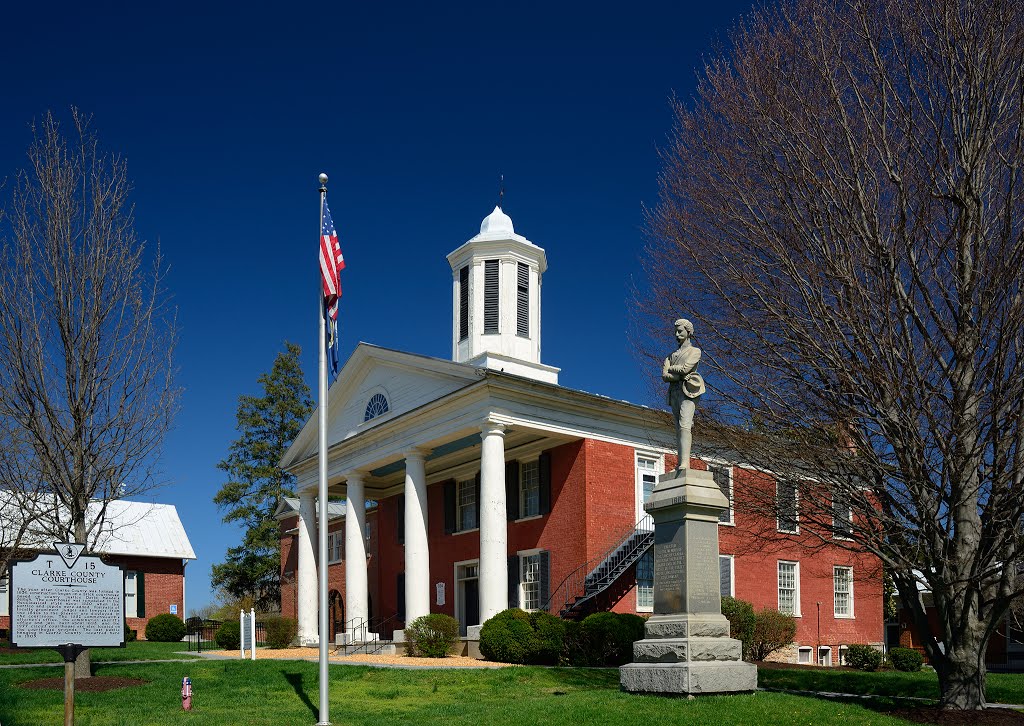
xmin=1 ymin=1 xmax=753 ymax=611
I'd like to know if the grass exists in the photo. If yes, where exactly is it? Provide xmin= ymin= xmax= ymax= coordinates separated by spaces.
xmin=0 ymin=659 xmax=921 ymax=726
xmin=758 ymin=666 xmax=1024 ymax=705
xmin=0 ymin=640 xmax=201 ymax=666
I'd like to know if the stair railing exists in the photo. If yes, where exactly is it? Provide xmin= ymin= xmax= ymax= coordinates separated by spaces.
xmin=542 ymin=513 xmax=654 ymax=617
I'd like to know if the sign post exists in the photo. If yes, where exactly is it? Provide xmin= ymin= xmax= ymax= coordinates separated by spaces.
xmin=8 ymin=542 xmax=126 ymax=725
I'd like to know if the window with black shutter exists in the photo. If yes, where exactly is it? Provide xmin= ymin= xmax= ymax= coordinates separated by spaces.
xmin=516 ymin=261 xmax=529 ymax=338
xmin=484 ymin=259 xmax=499 ymax=334
xmin=458 ymin=265 xmax=469 ymax=341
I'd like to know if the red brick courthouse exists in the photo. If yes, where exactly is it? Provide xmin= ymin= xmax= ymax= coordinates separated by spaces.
xmin=278 ymin=205 xmax=883 ymax=663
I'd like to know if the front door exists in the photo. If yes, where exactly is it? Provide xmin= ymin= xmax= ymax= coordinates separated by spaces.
xmin=456 ymin=562 xmax=479 ymax=636
xmin=329 ymin=590 xmax=344 ymax=642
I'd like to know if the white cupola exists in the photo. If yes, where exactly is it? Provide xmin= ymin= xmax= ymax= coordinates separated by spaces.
xmin=446 ymin=206 xmax=559 ymax=384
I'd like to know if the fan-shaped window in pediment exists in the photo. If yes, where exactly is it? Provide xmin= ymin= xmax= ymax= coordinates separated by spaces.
xmin=364 ymin=392 xmax=390 ymax=422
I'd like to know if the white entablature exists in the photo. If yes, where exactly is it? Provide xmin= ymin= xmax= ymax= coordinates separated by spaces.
xmin=446 ymin=206 xmax=559 ymax=384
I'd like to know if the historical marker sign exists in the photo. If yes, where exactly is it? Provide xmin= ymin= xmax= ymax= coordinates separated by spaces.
xmin=8 ymin=543 xmax=125 ymax=649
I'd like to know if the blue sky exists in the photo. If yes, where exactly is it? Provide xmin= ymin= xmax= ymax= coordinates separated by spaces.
xmin=1 ymin=1 xmax=753 ymax=611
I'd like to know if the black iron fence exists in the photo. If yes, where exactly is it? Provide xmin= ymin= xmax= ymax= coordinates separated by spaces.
xmin=184 ymin=618 xmax=267 ymax=652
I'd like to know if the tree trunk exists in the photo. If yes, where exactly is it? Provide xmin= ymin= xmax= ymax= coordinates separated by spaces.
xmin=934 ymin=635 xmax=988 ymax=709
xmin=73 ymin=514 xmax=92 ymax=679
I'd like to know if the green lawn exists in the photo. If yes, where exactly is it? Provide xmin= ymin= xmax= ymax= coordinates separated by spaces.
xmin=758 ymin=666 xmax=1024 ymax=706
xmin=0 ymin=660 xmax=920 ymax=726
xmin=0 ymin=640 xmax=201 ymax=666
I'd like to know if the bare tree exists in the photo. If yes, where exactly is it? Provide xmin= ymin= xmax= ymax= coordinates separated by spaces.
xmin=639 ymin=0 xmax=1023 ymax=710
xmin=0 ymin=110 xmax=179 ymax=672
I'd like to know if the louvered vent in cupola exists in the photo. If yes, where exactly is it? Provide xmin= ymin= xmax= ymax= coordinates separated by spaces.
xmin=458 ymin=265 xmax=469 ymax=341
xmin=516 ymin=261 xmax=529 ymax=338
xmin=484 ymin=259 xmax=499 ymax=334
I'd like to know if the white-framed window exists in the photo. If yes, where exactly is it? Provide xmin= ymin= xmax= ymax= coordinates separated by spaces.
xmin=125 ymin=571 xmax=139 ymax=619
xmin=521 ymin=552 xmax=542 ymax=611
xmin=838 ymin=645 xmax=850 ymax=665
xmin=818 ymin=646 xmax=832 ymax=667
xmin=0 ymin=577 xmax=8 ymax=617
xmin=520 ymin=460 xmax=541 ymax=518
xmin=719 ymin=554 xmax=735 ymax=597
xmin=778 ymin=561 xmax=800 ymax=616
xmin=777 ymin=480 xmax=799 ymax=533
xmin=832 ymin=489 xmax=853 ymax=539
xmin=635 ymin=453 xmax=662 ymax=526
xmin=458 ymin=478 xmax=477 ymax=532
xmin=798 ymin=646 xmax=813 ymax=664
xmin=711 ymin=465 xmax=734 ymax=524
xmin=636 ymin=550 xmax=654 ymax=611
xmin=834 ymin=566 xmax=854 ymax=618
xmin=328 ymin=531 xmax=344 ymax=563
xmin=364 ymin=392 xmax=390 ymax=422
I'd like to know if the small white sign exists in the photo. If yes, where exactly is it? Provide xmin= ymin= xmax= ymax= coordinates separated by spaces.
xmin=9 ymin=544 xmax=125 ymax=649
xmin=170 ymin=604 xmax=178 ymax=615
xmin=435 ymin=582 xmax=445 ymax=606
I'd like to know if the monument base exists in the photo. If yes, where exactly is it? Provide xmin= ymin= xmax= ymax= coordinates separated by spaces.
xmin=620 ymin=614 xmax=757 ymax=695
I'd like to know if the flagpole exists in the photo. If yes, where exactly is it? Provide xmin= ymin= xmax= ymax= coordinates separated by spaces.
xmin=316 ymin=172 xmax=331 ymax=726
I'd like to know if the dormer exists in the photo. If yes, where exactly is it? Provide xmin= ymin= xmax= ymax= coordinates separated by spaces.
xmin=446 ymin=206 xmax=559 ymax=384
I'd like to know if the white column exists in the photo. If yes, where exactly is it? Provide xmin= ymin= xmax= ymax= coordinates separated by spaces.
xmin=296 ymin=490 xmax=319 ymax=645
xmin=404 ymin=448 xmax=431 ymax=624
xmin=344 ymin=471 xmax=368 ymax=640
xmin=479 ymin=419 xmax=508 ymax=623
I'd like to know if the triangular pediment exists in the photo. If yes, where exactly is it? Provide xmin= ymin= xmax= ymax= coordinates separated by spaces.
xmin=280 ymin=344 xmax=480 ymax=469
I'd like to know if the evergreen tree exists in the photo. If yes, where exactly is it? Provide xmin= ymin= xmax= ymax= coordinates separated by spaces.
xmin=212 ymin=342 xmax=312 ymax=611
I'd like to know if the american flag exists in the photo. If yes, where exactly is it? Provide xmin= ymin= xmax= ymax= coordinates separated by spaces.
xmin=320 ymin=198 xmax=345 ymax=320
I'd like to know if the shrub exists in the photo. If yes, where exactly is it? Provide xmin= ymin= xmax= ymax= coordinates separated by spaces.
xmin=124 ymin=620 xmax=137 ymax=643
xmin=579 ymin=612 xmax=645 ymax=666
xmin=480 ymin=609 xmax=535 ymax=663
xmin=215 ymin=620 xmax=241 ymax=650
xmin=404 ymin=613 xmax=461 ymax=658
xmin=748 ymin=609 xmax=797 ymax=661
xmin=529 ymin=611 xmax=566 ymax=665
xmin=846 ymin=643 xmax=883 ymax=671
xmin=263 ymin=616 xmax=298 ymax=649
xmin=144 ymin=613 xmax=186 ymax=642
xmin=721 ymin=596 xmax=755 ymax=659
xmin=888 ymin=646 xmax=923 ymax=672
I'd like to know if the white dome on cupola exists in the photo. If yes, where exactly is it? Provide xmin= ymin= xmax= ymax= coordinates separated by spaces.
xmin=479 ymin=205 xmax=515 ymax=235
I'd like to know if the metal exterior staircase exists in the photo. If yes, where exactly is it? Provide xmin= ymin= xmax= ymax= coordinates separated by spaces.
xmin=333 ymin=614 xmax=401 ymax=656
xmin=544 ymin=514 xmax=654 ymax=620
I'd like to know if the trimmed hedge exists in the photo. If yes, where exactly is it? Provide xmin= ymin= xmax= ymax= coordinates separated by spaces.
xmin=721 ymin=596 xmax=755 ymax=659
xmin=888 ymin=646 xmax=923 ymax=672
xmin=578 ymin=612 xmax=645 ymax=667
xmin=530 ymin=611 xmax=566 ymax=665
xmin=215 ymin=620 xmax=241 ymax=650
xmin=749 ymin=609 xmax=796 ymax=661
xmin=480 ymin=609 xmax=535 ymax=664
xmin=405 ymin=614 xmax=461 ymax=658
xmin=846 ymin=643 xmax=883 ymax=671
xmin=144 ymin=613 xmax=186 ymax=642
xmin=264 ymin=616 xmax=298 ymax=649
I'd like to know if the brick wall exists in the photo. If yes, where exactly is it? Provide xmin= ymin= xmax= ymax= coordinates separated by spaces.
xmin=104 ymin=555 xmax=185 ymax=639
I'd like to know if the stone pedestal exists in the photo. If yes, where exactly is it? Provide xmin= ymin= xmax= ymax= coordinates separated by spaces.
xmin=620 ymin=468 xmax=756 ymax=696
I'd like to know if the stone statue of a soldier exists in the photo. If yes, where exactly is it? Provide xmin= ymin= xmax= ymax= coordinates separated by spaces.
xmin=662 ymin=318 xmax=705 ymax=471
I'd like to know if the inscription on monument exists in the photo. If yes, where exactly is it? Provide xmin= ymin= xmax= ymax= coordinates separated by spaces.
xmin=9 ymin=547 xmax=125 ymax=649
xmin=654 ymin=521 xmax=684 ymax=613
xmin=686 ymin=520 xmax=721 ymax=613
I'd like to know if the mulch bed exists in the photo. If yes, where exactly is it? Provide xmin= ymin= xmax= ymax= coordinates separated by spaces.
xmin=18 ymin=676 xmax=149 ymax=692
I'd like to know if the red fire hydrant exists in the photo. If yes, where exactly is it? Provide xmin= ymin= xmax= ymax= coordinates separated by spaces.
xmin=182 ymin=676 xmax=192 ymax=711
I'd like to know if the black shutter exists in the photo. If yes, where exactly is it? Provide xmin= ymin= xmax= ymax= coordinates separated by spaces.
xmin=508 ymin=555 xmax=520 ymax=609
xmin=538 ymin=451 xmax=552 ymax=515
xmin=136 ymin=572 xmax=145 ymax=618
xmin=396 ymin=494 xmax=405 ymax=544
xmin=506 ymin=460 xmax=520 ymax=521
xmin=444 ymin=481 xmax=456 ymax=534
xmin=474 ymin=472 xmax=481 ymax=529
xmin=539 ymin=551 xmax=550 ymax=611
xmin=397 ymin=572 xmax=406 ymax=621
xmin=484 ymin=259 xmax=499 ymax=333
xmin=458 ymin=265 xmax=469 ymax=341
